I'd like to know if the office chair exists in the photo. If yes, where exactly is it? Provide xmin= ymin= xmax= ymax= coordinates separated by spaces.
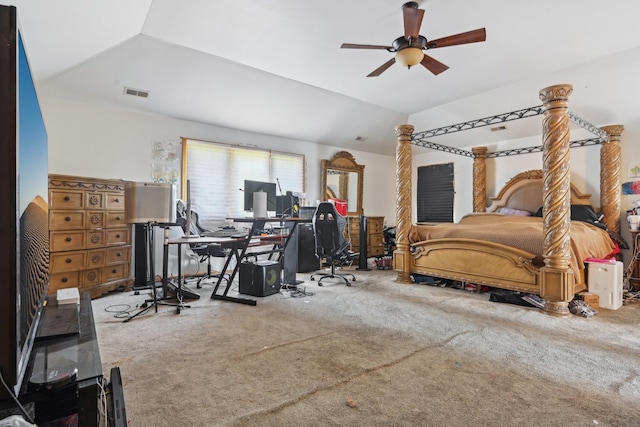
xmin=310 ymin=202 xmax=356 ymax=286
xmin=176 ymin=204 xmax=230 ymax=289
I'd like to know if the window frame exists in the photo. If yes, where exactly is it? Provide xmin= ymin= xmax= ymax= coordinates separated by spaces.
xmin=181 ymin=137 xmax=305 ymax=228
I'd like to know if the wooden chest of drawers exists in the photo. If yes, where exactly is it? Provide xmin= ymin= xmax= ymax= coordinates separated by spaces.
xmin=345 ymin=216 xmax=385 ymax=258
xmin=49 ymin=174 xmax=133 ymax=298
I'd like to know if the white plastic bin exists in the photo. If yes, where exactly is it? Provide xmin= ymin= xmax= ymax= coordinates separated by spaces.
xmin=587 ymin=261 xmax=623 ymax=310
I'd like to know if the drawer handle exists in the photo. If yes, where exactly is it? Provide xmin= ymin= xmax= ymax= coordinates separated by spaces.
xmin=115 ymin=234 xmax=121 ymax=238
xmin=117 ymin=252 xmax=122 ymax=257
xmin=64 ymin=196 xmax=70 ymax=201
xmin=62 ymin=277 xmax=68 ymax=283
xmin=65 ymin=237 xmax=72 ymax=242
xmin=65 ymin=216 xmax=72 ymax=221
xmin=114 ymin=198 xmax=120 ymax=203
xmin=65 ymin=258 xmax=72 ymax=264
xmin=112 ymin=269 xmax=117 ymax=273
xmin=116 ymin=216 xmax=121 ymax=220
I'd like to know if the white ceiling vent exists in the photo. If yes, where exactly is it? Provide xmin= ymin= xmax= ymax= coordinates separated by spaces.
xmin=124 ymin=87 xmax=149 ymax=98
xmin=490 ymin=125 xmax=507 ymax=132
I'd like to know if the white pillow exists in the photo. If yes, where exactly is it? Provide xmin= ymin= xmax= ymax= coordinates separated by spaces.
xmin=499 ymin=207 xmax=531 ymax=216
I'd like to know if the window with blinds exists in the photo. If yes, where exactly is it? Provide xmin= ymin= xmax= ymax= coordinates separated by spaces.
xmin=417 ymin=163 xmax=454 ymax=223
xmin=183 ymin=138 xmax=305 ymax=228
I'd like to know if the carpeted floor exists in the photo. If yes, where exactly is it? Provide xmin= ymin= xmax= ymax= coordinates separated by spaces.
xmin=91 ymin=268 xmax=640 ymax=426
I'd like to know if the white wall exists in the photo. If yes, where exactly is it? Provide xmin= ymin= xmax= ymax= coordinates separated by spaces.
xmin=41 ymin=97 xmax=398 ymax=277
xmin=41 ymin=97 xmax=397 ymax=220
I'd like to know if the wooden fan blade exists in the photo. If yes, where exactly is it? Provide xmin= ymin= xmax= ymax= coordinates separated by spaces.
xmin=420 ymin=54 xmax=449 ymax=75
xmin=341 ymin=43 xmax=392 ymax=50
xmin=367 ymin=58 xmax=396 ymax=77
xmin=403 ymin=5 xmax=424 ymax=41
xmin=426 ymin=28 xmax=486 ymax=49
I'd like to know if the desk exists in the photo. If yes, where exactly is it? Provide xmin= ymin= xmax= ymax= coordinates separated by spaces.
xmin=166 ymin=234 xmax=247 ymax=307
xmin=168 ymin=218 xmax=310 ymax=306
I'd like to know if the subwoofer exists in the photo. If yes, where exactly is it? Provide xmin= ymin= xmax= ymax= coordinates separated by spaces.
xmin=124 ymin=182 xmax=176 ymax=224
xmin=239 ymin=260 xmax=281 ymax=297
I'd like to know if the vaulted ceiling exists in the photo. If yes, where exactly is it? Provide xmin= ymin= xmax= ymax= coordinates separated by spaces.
xmin=5 ymin=0 xmax=640 ymax=155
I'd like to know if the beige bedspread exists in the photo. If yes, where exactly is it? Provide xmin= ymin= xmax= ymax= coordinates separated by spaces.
xmin=409 ymin=213 xmax=616 ymax=277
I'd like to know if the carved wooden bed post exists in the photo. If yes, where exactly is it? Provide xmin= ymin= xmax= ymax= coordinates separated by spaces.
xmin=472 ymin=146 xmax=488 ymax=212
xmin=393 ymin=124 xmax=414 ymax=283
xmin=539 ymin=84 xmax=573 ymax=317
xmin=600 ymin=125 xmax=624 ymax=233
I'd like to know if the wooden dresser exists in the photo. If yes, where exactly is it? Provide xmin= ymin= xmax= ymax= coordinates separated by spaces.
xmin=48 ymin=174 xmax=133 ymax=298
xmin=345 ymin=216 xmax=385 ymax=258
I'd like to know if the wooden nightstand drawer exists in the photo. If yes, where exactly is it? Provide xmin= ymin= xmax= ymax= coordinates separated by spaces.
xmin=51 ymin=251 xmax=86 ymax=273
xmin=368 ymin=219 xmax=384 ymax=234
xmin=50 ymin=230 xmax=86 ymax=252
xmin=106 ymin=211 xmax=127 ymax=228
xmin=50 ymin=210 xmax=85 ymax=230
xmin=106 ymin=246 xmax=130 ymax=266
xmin=86 ymin=249 xmax=106 ymax=268
xmin=370 ymin=234 xmax=384 ymax=246
xmin=49 ymin=190 xmax=83 ymax=210
xmin=49 ymin=271 xmax=81 ymax=291
xmin=369 ymin=246 xmax=384 ymax=256
xmin=106 ymin=228 xmax=129 ymax=246
xmin=105 ymin=193 xmax=125 ymax=210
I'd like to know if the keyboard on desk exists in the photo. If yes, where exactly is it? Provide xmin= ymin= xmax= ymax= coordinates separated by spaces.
xmin=202 ymin=229 xmax=248 ymax=238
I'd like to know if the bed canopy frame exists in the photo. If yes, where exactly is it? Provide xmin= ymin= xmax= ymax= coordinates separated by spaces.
xmin=393 ymin=84 xmax=624 ymax=317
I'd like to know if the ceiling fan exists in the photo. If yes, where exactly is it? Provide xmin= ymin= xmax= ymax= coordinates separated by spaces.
xmin=341 ymin=1 xmax=486 ymax=77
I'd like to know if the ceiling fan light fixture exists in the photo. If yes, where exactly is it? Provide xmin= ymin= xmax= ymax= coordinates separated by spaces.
xmin=395 ymin=47 xmax=424 ymax=69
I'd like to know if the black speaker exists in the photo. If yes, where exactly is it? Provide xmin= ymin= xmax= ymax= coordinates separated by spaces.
xmin=133 ymin=224 xmax=148 ymax=287
xmin=298 ymin=223 xmax=320 ymax=273
xmin=239 ymin=260 xmax=281 ymax=297
xmin=357 ymin=215 xmax=370 ymax=270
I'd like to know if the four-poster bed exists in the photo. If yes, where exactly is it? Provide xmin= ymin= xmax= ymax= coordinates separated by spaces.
xmin=393 ymin=84 xmax=624 ymax=317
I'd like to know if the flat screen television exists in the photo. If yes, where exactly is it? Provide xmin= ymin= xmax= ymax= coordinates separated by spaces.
xmin=243 ymin=179 xmax=277 ymax=213
xmin=0 ymin=5 xmax=50 ymax=401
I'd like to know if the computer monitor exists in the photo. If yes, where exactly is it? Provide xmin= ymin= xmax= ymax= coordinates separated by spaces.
xmin=243 ymin=180 xmax=277 ymax=212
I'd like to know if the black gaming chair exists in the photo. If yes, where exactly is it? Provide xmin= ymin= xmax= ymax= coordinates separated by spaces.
xmin=310 ymin=202 xmax=356 ymax=286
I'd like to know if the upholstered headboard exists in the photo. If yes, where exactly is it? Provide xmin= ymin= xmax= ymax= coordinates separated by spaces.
xmin=486 ymin=170 xmax=592 ymax=214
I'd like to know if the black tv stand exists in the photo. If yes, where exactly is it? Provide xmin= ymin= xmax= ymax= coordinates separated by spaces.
xmin=18 ymin=292 xmax=105 ymax=426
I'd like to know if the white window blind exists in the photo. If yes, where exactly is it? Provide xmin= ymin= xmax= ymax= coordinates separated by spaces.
xmin=183 ymin=139 xmax=304 ymax=228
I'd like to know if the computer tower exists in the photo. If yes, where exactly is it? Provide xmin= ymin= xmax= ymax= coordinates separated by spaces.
xmin=587 ymin=261 xmax=623 ymax=310
xmin=239 ymin=260 xmax=281 ymax=297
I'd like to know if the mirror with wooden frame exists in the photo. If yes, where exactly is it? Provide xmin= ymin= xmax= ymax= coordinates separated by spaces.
xmin=321 ymin=151 xmax=364 ymax=215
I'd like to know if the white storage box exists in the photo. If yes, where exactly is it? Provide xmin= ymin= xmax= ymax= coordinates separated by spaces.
xmin=587 ymin=261 xmax=623 ymax=310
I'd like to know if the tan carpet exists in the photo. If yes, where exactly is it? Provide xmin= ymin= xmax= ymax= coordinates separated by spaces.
xmin=91 ymin=268 xmax=640 ymax=426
